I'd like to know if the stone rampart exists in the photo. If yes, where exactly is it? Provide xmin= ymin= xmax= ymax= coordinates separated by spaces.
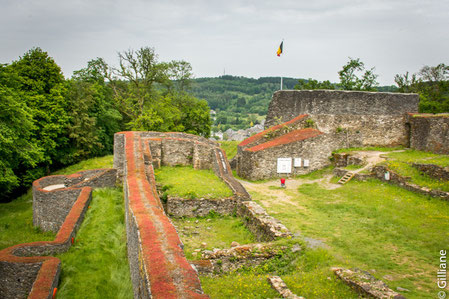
xmin=117 ymin=131 xmax=209 ymax=298
xmin=408 ymin=114 xmax=449 ymax=154
xmin=265 ymin=90 xmax=419 ymax=147
xmin=0 ymin=168 xmax=117 ymax=299
xmin=33 ymin=169 xmax=117 ymax=232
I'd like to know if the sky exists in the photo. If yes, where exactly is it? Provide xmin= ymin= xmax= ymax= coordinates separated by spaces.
xmin=0 ymin=0 xmax=448 ymax=85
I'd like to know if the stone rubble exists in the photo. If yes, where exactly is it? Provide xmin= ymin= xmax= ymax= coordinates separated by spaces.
xmin=267 ymin=276 xmax=304 ymax=299
xmin=333 ymin=268 xmax=406 ymax=299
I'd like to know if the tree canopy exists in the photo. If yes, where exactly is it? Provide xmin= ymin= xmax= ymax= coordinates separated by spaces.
xmin=395 ymin=63 xmax=449 ymax=113
xmin=0 ymin=47 xmax=210 ymax=201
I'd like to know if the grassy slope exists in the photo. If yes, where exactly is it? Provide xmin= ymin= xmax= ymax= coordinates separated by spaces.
xmin=56 ymin=188 xmax=132 ymax=299
xmin=249 ymin=175 xmax=449 ymax=299
xmin=218 ymin=141 xmax=239 ymax=160
xmin=0 ymin=155 xmax=133 ymax=298
xmin=385 ymin=149 xmax=449 ymax=192
xmin=154 ymin=166 xmax=233 ymax=199
xmin=0 ymin=155 xmax=113 ymax=250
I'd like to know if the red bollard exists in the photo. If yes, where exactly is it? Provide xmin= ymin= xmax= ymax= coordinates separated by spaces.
xmin=280 ymin=178 xmax=286 ymax=188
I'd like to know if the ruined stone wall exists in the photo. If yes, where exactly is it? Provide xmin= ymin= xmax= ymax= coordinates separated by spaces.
xmin=409 ymin=114 xmax=449 ymax=154
xmin=265 ymin=90 xmax=419 ymax=147
xmin=118 ymin=131 xmax=209 ymax=298
xmin=33 ymin=169 xmax=117 ymax=232
xmin=239 ymin=133 xmax=346 ymax=180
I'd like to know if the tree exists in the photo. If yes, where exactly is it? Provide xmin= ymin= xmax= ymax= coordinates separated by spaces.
xmin=395 ymin=63 xmax=449 ymax=113
xmin=295 ymin=78 xmax=335 ymax=90
xmin=338 ymin=58 xmax=379 ymax=91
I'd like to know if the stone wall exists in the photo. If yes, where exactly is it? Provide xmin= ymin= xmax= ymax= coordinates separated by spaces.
xmin=372 ymin=165 xmax=449 ymax=201
xmin=33 ymin=169 xmax=117 ymax=232
xmin=409 ymin=114 xmax=449 ymax=154
xmin=265 ymin=90 xmax=419 ymax=147
xmin=0 ymin=188 xmax=92 ymax=299
xmin=0 ymin=168 xmax=117 ymax=299
xmin=413 ymin=163 xmax=449 ymax=181
xmin=239 ymin=132 xmax=346 ymax=180
xmin=117 ymin=131 xmax=209 ymax=298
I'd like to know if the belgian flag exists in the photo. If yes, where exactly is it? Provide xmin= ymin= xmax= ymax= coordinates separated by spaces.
xmin=277 ymin=41 xmax=283 ymax=57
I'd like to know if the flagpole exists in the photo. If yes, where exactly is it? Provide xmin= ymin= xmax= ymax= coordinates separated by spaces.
xmin=280 ymin=76 xmax=283 ymax=90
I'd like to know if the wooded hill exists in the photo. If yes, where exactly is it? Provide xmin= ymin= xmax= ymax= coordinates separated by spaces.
xmin=190 ymin=76 xmax=300 ymax=132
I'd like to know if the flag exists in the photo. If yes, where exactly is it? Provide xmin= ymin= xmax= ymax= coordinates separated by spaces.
xmin=277 ymin=41 xmax=283 ymax=57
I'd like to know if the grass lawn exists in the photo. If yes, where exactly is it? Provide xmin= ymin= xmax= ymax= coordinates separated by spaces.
xmin=0 ymin=190 xmax=55 ymax=250
xmin=218 ymin=141 xmax=239 ymax=160
xmin=0 ymin=155 xmax=113 ymax=250
xmin=385 ymin=149 xmax=449 ymax=192
xmin=171 ymin=213 xmax=256 ymax=260
xmin=248 ymin=174 xmax=449 ymax=299
xmin=56 ymin=188 xmax=133 ymax=299
xmin=154 ymin=166 xmax=233 ymax=199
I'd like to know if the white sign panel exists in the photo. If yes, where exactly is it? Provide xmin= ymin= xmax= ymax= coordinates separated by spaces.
xmin=277 ymin=158 xmax=292 ymax=174
xmin=294 ymin=158 xmax=302 ymax=167
xmin=303 ymin=159 xmax=310 ymax=167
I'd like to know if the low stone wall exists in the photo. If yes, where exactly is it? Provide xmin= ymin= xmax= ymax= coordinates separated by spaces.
xmin=409 ymin=114 xmax=449 ymax=154
xmin=413 ymin=163 xmax=449 ymax=181
xmin=165 ymin=197 xmax=239 ymax=218
xmin=33 ymin=169 xmax=117 ymax=232
xmin=333 ymin=268 xmax=406 ymax=299
xmin=372 ymin=165 xmax=449 ymax=201
xmin=1 ymin=168 xmax=117 ymax=299
xmin=237 ymin=201 xmax=292 ymax=241
xmin=0 ymin=187 xmax=92 ymax=299
xmin=191 ymin=243 xmax=290 ymax=276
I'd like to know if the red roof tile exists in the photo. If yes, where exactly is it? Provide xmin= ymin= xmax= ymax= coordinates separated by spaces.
xmin=239 ymin=114 xmax=308 ymax=147
xmin=246 ymin=128 xmax=323 ymax=152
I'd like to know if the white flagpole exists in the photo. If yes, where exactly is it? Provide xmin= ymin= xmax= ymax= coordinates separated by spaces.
xmin=281 ymin=76 xmax=283 ymax=90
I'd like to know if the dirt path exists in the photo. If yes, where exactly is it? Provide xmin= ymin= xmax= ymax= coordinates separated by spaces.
xmin=238 ymin=150 xmax=404 ymax=208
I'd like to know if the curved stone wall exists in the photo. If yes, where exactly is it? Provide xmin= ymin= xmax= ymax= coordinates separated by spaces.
xmin=0 ymin=168 xmax=117 ymax=299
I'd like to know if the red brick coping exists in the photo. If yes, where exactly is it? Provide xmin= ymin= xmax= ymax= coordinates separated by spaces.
xmin=246 ymin=128 xmax=323 ymax=152
xmin=123 ymin=132 xmax=209 ymax=298
xmin=0 ymin=186 xmax=92 ymax=298
xmin=239 ymin=114 xmax=308 ymax=147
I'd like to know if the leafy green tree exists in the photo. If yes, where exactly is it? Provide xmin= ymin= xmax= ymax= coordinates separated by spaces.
xmin=0 ymin=84 xmax=42 ymax=197
xmin=338 ymin=58 xmax=379 ymax=91
xmin=395 ymin=63 xmax=449 ymax=113
xmin=295 ymin=78 xmax=335 ymax=90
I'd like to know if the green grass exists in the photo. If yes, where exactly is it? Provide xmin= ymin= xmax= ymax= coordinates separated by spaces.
xmin=52 ymin=155 xmax=113 ymax=175
xmin=333 ymin=146 xmax=404 ymax=154
xmin=0 ymin=190 xmax=55 ymax=250
xmin=172 ymin=213 xmax=256 ymax=260
xmin=385 ymin=149 xmax=449 ymax=192
xmin=248 ymin=175 xmax=449 ymax=298
xmin=344 ymin=164 xmax=364 ymax=171
xmin=154 ymin=166 xmax=233 ymax=199
xmin=200 ymin=241 xmax=357 ymax=299
xmin=56 ymin=188 xmax=133 ymax=299
xmin=0 ymin=155 xmax=114 ymax=251
xmin=386 ymin=149 xmax=449 ymax=167
xmin=219 ymin=141 xmax=240 ymax=160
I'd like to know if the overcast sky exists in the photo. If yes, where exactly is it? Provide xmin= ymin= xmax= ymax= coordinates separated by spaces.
xmin=1 ymin=0 xmax=448 ymax=85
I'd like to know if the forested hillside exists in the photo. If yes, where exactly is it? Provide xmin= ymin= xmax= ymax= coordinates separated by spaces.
xmin=190 ymin=76 xmax=300 ymax=132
